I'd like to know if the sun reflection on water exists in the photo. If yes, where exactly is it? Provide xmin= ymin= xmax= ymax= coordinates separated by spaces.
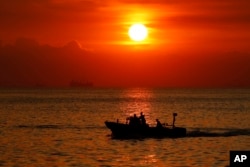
xmin=143 ymin=154 xmax=157 ymax=163
xmin=118 ymin=88 xmax=157 ymax=125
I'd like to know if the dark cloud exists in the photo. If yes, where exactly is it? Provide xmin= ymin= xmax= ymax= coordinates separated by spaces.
xmin=0 ymin=38 xmax=94 ymax=87
xmin=0 ymin=38 xmax=250 ymax=87
xmin=0 ymin=0 xmax=117 ymax=45
xmin=0 ymin=0 xmax=104 ymax=28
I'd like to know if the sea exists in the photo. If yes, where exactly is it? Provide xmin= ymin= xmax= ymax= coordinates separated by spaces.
xmin=0 ymin=88 xmax=249 ymax=167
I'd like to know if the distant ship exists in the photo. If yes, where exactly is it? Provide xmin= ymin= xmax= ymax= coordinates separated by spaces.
xmin=69 ymin=80 xmax=93 ymax=88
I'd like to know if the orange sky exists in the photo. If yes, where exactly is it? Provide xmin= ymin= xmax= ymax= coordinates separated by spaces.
xmin=0 ymin=0 xmax=250 ymax=87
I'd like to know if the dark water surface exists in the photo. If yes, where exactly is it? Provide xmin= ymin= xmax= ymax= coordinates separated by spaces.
xmin=0 ymin=88 xmax=249 ymax=166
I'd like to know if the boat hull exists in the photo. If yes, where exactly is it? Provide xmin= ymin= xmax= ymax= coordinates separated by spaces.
xmin=105 ymin=121 xmax=186 ymax=139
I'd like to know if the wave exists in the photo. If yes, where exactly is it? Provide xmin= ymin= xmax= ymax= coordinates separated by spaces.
xmin=186 ymin=127 xmax=250 ymax=137
xmin=15 ymin=124 xmax=106 ymax=130
xmin=15 ymin=125 xmax=250 ymax=138
xmin=16 ymin=124 xmax=76 ymax=129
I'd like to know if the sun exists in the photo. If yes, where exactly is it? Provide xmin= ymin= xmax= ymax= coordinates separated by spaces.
xmin=128 ymin=23 xmax=148 ymax=42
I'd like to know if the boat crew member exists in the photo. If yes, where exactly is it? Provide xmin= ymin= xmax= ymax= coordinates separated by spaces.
xmin=139 ymin=112 xmax=146 ymax=126
xmin=156 ymin=119 xmax=162 ymax=128
xmin=172 ymin=113 xmax=177 ymax=128
xmin=129 ymin=114 xmax=140 ymax=126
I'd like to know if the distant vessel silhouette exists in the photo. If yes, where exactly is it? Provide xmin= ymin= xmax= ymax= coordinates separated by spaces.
xmin=69 ymin=80 xmax=93 ymax=88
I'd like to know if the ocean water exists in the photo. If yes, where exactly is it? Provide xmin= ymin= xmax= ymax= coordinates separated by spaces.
xmin=0 ymin=88 xmax=249 ymax=167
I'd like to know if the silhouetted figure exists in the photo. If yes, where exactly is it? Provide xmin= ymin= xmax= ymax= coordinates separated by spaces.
xmin=172 ymin=113 xmax=177 ymax=128
xmin=139 ymin=112 xmax=146 ymax=126
xmin=129 ymin=114 xmax=140 ymax=126
xmin=129 ymin=116 xmax=134 ymax=126
xmin=134 ymin=114 xmax=140 ymax=125
xmin=156 ymin=119 xmax=162 ymax=128
xmin=126 ymin=117 xmax=129 ymax=124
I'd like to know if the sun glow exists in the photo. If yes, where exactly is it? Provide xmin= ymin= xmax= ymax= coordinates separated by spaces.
xmin=128 ymin=24 xmax=148 ymax=42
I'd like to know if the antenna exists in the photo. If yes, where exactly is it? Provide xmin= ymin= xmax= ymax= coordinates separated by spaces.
xmin=172 ymin=113 xmax=177 ymax=128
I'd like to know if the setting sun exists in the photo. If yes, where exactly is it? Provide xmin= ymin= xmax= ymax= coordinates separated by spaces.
xmin=128 ymin=24 xmax=148 ymax=42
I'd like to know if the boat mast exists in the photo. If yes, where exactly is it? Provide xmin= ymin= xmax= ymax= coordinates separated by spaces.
xmin=172 ymin=113 xmax=177 ymax=128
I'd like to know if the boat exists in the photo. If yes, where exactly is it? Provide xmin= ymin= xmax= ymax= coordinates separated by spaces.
xmin=105 ymin=113 xmax=186 ymax=139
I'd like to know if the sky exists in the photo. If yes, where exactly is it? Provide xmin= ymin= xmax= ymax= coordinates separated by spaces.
xmin=0 ymin=0 xmax=250 ymax=87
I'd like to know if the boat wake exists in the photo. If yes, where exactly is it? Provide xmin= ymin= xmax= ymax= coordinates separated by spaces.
xmin=15 ymin=124 xmax=105 ymax=130
xmin=186 ymin=127 xmax=250 ymax=137
xmin=16 ymin=124 xmax=82 ymax=130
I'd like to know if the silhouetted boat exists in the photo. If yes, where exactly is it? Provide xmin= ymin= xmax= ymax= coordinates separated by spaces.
xmin=105 ymin=113 xmax=186 ymax=139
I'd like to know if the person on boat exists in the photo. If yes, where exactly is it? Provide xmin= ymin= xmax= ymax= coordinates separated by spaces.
xmin=172 ymin=113 xmax=177 ymax=128
xmin=126 ymin=117 xmax=130 ymax=124
xmin=139 ymin=112 xmax=146 ymax=126
xmin=156 ymin=119 xmax=163 ymax=128
xmin=129 ymin=116 xmax=134 ymax=126
xmin=129 ymin=114 xmax=140 ymax=126
xmin=134 ymin=114 xmax=140 ymax=125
